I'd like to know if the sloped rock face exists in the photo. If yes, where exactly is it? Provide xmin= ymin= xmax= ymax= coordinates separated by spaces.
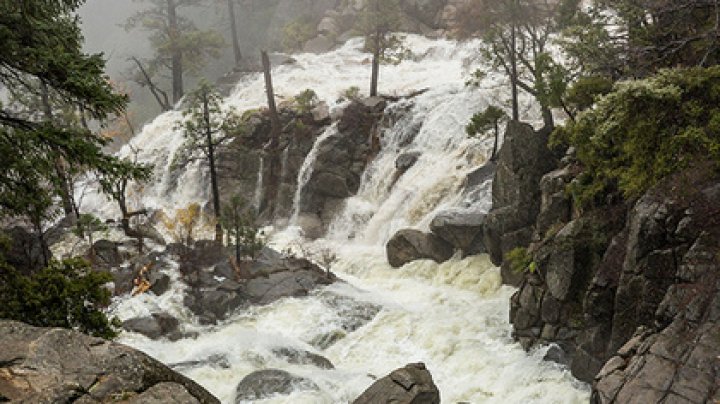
xmin=483 ymin=121 xmax=557 ymax=285
xmin=386 ymin=229 xmax=454 ymax=268
xmin=0 ymin=320 xmax=218 ymax=403
xmin=353 ymin=362 xmax=441 ymax=404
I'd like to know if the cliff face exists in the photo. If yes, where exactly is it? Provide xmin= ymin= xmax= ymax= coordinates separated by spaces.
xmin=486 ymin=123 xmax=720 ymax=402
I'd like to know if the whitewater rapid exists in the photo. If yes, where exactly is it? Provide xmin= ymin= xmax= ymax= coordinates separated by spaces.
xmin=97 ymin=35 xmax=588 ymax=403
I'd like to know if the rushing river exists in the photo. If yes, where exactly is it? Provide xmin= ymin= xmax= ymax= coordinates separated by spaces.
xmin=93 ymin=35 xmax=589 ymax=403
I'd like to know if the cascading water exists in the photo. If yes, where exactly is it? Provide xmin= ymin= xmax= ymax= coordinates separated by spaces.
xmin=95 ymin=35 xmax=588 ymax=403
xmin=289 ymin=124 xmax=338 ymax=225
xmin=254 ymin=156 xmax=265 ymax=213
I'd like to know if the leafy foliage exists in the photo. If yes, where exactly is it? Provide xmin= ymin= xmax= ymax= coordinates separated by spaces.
xmin=294 ymin=89 xmax=319 ymax=114
xmin=0 ymin=258 xmax=119 ymax=339
xmin=73 ymin=214 xmax=108 ymax=253
xmin=561 ymin=67 xmax=720 ymax=207
xmin=160 ymin=203 xmax=203 ymax=245
xmin=466 ymin=106 xmax=507 ymax=137
xmin=506 ymin=247 xmax=535 ymax=274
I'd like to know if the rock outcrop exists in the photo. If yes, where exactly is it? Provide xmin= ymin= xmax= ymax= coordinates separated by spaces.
xmin=483 ymin=121 xmax=557 ymax=285
xmin=295 ymin=98 xmax=385 ymax=235
xmin=353 ymin=362 xmax=441 ymax=404
xmin=0 ymin=320 xmax=218 ymax=403
xmin=496 ymin=139 xmax=720 ymax=402
xmin=386 ymin=229 xmax=454 ymax=268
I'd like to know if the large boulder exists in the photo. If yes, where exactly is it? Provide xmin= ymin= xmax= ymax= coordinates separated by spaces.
xmin=430 ymin=209 xmax=486 ymax=254
xmin=234 ymin=369 xmax=318 ymax=403
xmin=122 ymin=312 xmax=180 ymax=340
xmin=386 ymin=229 xmax=454 ymax=268
xmin=0 ymin=320 xmax=218 ymax=403
xmin=353 ymin=362 xmax=440 ymax=404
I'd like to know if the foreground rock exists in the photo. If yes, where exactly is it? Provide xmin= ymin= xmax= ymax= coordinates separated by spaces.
xmin=430 ymin=208 xmax=487 ymax=255
xmin=353 ymin=362 xmax=440 ymax=404
xmin=386 ymin=229 xmax=454 ymax=268
xmin=234 ymin=369 xmax=318 ymax=403
xmin=0 ymin=320 xmax=218 ymax=403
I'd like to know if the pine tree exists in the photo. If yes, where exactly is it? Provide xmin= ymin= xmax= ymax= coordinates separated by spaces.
xmin=125 ymin=0 xmax=226 ymax=103
xmin=178 ymin=82 xmax=240 ymax=242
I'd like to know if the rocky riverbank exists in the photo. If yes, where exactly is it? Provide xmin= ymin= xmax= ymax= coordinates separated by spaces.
xmin=468 ymin=122 xmax=719 ymax=402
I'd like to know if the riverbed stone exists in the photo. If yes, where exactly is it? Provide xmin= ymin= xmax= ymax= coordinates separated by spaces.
xmin=353 ymin=362 xmax=440 ymax=404
xmin=234 ymin=369 xmax=318 ymax=402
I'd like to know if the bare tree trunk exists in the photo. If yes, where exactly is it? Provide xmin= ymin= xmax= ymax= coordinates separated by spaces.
xmin=261 ymin=50 xmax=282 ymax=218
xmin=40 ymin=82 xmax=74 ymax=216
xmin=168 ymin=0 xmax=184 ymax=103
xmin=491 ymin=120 xmax=499 ymax=161
xmin=370 ymin=32 xmax=380 ymax=97
xmin=130 ymin=57 xmax=171 ymax=111
xmin=510 ymin=3 xmax=519 ymax=122
xmin=227 ymin=0 xmax=243 ymax=66
xmin=201 ymin=92 xmax=223 ymax=243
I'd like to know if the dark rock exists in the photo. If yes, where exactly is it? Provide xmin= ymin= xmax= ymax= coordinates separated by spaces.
xmin=386 ymin=229 xmax=454 ymax=268
xmin=429 ymin=209 xmax=486 ymax=252
xmin=272 ymin=347 xmax=334 ymax=369
xmin=149 ymin=272 xmax=172 ymax=296
xmin=122 ymin=313 xmax=180 ymax=339
xmin=395 ymin=151 xmax=421 ymax=172
xmin=126 ymin=382 xmax=200 ymax=404
xmin=92 ymin=239 xmax=124 ymax=268
xmin=3 ymin=225 xmax=49 ymax=275
xmin=483 ymin=121 xmax=557 ymax=285
xmin=353 ymin=362 xmax=440 ymax=404
xmin=234 ymin=369 xmax=318 ymax=402
xmin=0 ymin=320 xmax=218 ymax=403
xmin=170 ymin=354 xmax=231 ymax=371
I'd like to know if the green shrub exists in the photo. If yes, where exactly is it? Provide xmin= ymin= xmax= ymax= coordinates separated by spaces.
xmin=340 ymin=86 xmax=361 ymax=101
xmin=0 ymin=258 xmax=119 ymax=339
xmin=560 ymin=67 xmax=720 ymax=207
xmin=506 ymin=247 xmax=535 ymax=274
xmin=294 ymin=89 xmax=319 ymax=114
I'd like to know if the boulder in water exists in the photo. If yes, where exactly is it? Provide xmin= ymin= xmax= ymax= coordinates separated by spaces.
xmin=353 ymin=362 xmax=440 ymax=404
xmin=430 ymin=209 xmax=487 ymax=253
xmin=234 ymin=369 xmax=318 ymax=402
xmin=122 ymin=312 xmax=180 ymax=339
xmin=386 ymin=229 xmax=454 ymax=268
xmin=0 ymin=320 xmax=219 ymax=403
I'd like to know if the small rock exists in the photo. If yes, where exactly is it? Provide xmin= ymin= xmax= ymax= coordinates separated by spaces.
xmin=234 ymin=369 xmax=318 ymax=403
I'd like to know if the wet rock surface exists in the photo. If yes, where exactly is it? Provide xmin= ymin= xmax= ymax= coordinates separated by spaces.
xmin=386 ymin=229 xmax=454 ymax=268
xmin=482 ymin=121 xmax=557 ymax=285
xmin=0 ymin=320 xmax=219 ymax=403
xmin=234 ymin=369 xmax=318 ymax=403
xmin=353 ymin=362 xmax=441 ymax=404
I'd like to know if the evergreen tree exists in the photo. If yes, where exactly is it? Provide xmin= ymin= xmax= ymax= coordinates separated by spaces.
xmin=456 ymin=0 xmax=574 ymax=128
xmin=357 ymin=0 xmax=411 ymax=97
xmin=178 ymin=82 xmax=240 ymax=242
xmin=0 ymin=0 xmax=137 ymax=255
xmin=466 ymin=105 xmax=508 ymax=161
xmin=125 ymin=0 xmax=226 ymax=103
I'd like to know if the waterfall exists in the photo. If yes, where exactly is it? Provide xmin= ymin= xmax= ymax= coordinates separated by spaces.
xmin=94 ymin=35 xmax=587 ymax=404
xmin=289 ymin=125 xmax=337 ymax=225
xmin=253 ymin=156 xmax=265 ymax=213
